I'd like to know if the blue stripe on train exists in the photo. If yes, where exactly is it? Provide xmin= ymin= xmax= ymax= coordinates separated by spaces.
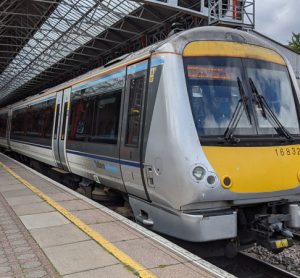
xmin=9 ymin=140 xmax=141 ymax=169
xmin=72 ymin=70 xmax=126 ymax=92
xmin=66 ymin=150 xmax=142 ymax=168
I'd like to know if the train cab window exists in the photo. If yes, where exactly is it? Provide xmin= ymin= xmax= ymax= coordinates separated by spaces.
xmin=91 ymin=91 xmax=121 ymax=144
xmin=184 ymin=57 xmax=254 ymax=137
xmin=125 ymin=76 xmax=145 ymax=147
xmin=245 ymin=60 xmax=300 ymax=135
xmin=185 ymin=55 xmax=300 ymax=143
xmin=0 ymin=113 xmax=8 ymax=138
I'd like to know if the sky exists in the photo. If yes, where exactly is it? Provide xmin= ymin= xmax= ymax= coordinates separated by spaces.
xmin=255 ymin=0 xmax=300 ymax=45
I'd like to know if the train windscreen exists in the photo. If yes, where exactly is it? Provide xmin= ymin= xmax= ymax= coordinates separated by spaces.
xmin=184 ymin=57 xmax=299 ymax=140
xmin=245 ymin=59 xmax=299 ymax=135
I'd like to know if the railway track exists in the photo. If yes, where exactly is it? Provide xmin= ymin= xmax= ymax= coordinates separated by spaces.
xmin=224 ymin=232 xmax=300 ymax=278
xmin=236 ymin=252 xmax=299 ymax=278
xmin=204 ymin=232 xmax=300 ymax=278
xmin=205 ymin=251 xmax=299 ymax=278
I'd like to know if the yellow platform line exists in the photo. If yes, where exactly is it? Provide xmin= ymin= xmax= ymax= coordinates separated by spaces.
xmin=0 ymin=162 xmax=156 ymax=278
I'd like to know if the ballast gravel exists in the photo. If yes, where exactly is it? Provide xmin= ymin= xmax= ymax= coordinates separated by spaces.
xmin=246 ymin=242 xmax=300 ymax=276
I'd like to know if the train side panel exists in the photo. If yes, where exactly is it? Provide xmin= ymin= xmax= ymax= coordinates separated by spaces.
xmin=142 ymin=52 xmax=218 ymax=209
xmin=10 ymin=141 xmax=56 ymax=167
xmin=65 ymin=68 xmax=126 ymax=192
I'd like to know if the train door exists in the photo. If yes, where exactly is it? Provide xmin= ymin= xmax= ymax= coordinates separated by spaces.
xmin=52 ymin=88 xmax=71 ymax=171
xmin=120 ymin=60 xmax=150 ymax=201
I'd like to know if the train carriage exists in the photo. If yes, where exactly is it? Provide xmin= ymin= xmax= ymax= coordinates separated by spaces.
xmin=1 ymin=26 xmax=300 ymax=255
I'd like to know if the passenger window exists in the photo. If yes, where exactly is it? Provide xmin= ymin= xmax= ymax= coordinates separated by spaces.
xmin=11 ymin=99 xmax=55 ymax=146
xmin=92 ymin=91 xmax=121 ymax=144
xmin=41 ymin=100 xmax=56 ymax=139
xmin=0 ymin=114 xmax=7 ymax=138
xmin=68 ymin=89 xmax=122 ymax=144
xmin=15 ymin=109 xmax=26 ymax=138
xmin=125 ymin=76 xmax=145 ymax=147
xmin=69 ymin=95 xmax=95 ymax=141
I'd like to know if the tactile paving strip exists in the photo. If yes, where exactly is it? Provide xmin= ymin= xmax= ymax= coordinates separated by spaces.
xmin=0 ymin=193 xmax=59 ymax=278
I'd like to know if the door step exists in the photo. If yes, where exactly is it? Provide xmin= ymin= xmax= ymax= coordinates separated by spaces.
xmin=51 ymin=167 xmax=69 ymax=174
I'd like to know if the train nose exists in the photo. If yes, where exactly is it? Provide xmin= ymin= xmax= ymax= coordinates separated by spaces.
xmin=202 ymin=145 xmax=300 ymax=194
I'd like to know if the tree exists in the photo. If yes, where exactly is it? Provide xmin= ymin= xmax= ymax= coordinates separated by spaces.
xmin=289 ymin=32 xmax=300 ymax=53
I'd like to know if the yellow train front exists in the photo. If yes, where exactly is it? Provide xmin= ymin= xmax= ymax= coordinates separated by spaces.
xmin=186 ymin=29 xmax=300 ymax=252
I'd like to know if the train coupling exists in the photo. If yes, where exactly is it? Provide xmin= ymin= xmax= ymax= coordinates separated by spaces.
xmin=251 ymin=214 xmax=293 ymax=252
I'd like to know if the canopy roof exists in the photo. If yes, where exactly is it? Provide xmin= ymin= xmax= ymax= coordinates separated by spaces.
xmin=0 ymin=0 xmax=254 ymax=107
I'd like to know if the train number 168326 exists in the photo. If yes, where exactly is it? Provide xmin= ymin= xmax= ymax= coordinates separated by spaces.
xmin=275 ymin=147 xmax=300 ymax=157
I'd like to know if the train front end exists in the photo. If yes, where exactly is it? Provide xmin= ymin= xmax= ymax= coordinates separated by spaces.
xmin=182 ymin=31 xmax=300 ymax=252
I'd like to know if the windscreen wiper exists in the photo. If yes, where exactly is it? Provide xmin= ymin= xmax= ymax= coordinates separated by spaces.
xmin=223 ymin=77 xmax=252 ymax=142
xmin=249 ymin=78 xmax=294 ymax=141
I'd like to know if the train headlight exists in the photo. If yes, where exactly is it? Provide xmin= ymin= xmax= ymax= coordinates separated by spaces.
xmin=192 ymin=166 xmax=206 ymax=181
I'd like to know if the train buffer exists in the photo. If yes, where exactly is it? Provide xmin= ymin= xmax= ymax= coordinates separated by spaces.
xmin=0 ymin=152 xmax=232 ymax=278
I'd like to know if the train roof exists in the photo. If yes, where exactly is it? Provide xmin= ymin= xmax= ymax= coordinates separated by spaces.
xmin=158 ymin=26 xmax=281 ymax=54
xmin=2 ymin=26 xmax=283 ymax=110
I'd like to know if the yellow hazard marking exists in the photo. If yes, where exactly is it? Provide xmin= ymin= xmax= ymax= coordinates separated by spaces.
xmin=0 ymin=162 xmax=156 ymax=278
xmin=275 ymin=239 xmax=289 ymax=249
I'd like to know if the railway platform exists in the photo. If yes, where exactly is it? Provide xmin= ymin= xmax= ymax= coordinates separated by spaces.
xmin=0 ymin=153 xmax=232 ymax=278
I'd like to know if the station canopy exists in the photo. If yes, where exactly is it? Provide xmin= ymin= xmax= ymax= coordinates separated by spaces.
xmin=0 ymin=0 xmax=254 ymax=107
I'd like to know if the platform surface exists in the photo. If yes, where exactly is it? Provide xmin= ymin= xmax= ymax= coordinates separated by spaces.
xmin=0 ymin=153 xmax=232 ymax=278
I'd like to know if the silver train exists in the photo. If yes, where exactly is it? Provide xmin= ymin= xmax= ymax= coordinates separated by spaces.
xmin=1 ymin=26 xmax=300 ymax=254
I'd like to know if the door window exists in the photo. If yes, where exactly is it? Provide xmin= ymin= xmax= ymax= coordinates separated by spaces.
xmin=125 ymin=76 xmax=145 ymax=147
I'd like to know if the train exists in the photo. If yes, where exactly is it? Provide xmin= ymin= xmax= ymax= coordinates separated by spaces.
xmin=1 ymin=26 xmax=300 ymax=256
